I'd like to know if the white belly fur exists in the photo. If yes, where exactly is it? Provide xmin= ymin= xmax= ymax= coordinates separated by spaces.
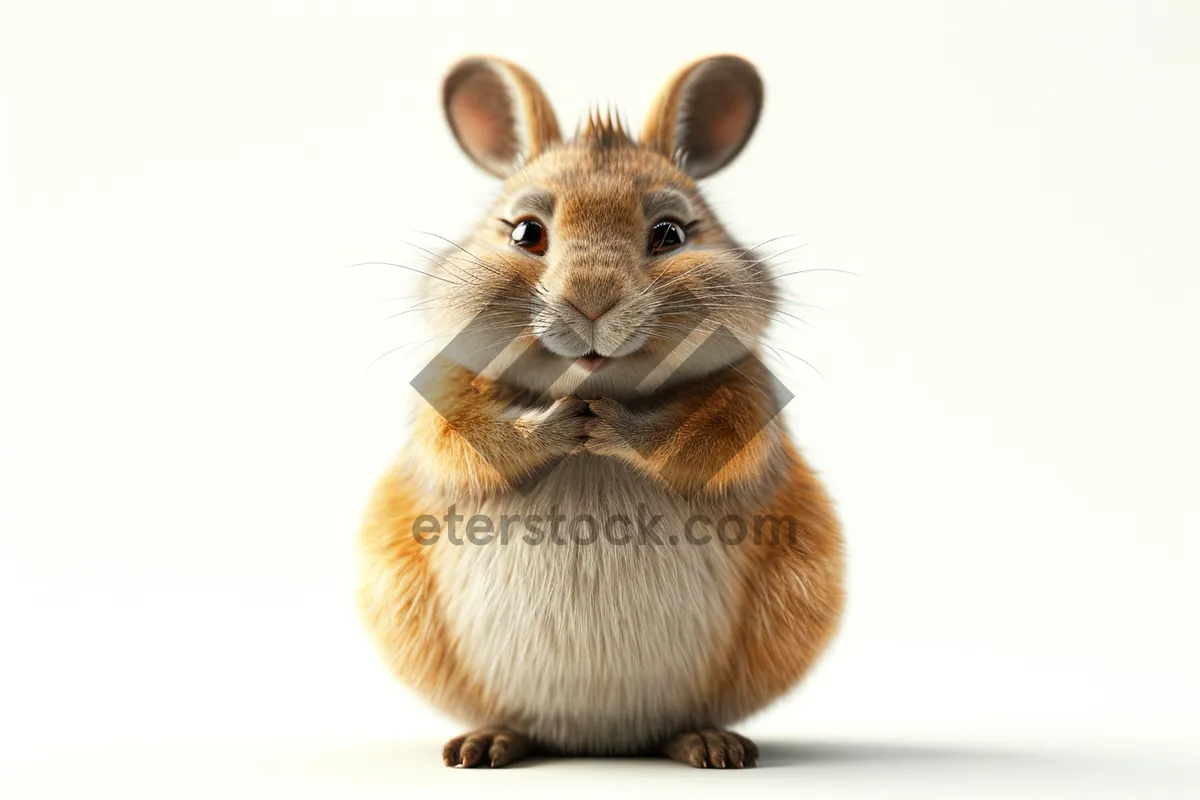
xmin=430 ymin=456 xmax=742 ymax=753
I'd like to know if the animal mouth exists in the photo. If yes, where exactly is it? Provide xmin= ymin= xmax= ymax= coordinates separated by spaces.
xmin=575 ymin=351 xmax=608 ymax=372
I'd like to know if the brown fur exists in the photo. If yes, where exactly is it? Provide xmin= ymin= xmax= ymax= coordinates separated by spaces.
xmin=707 ymin=445 xmax=845 ymax=721
xmin=357 ymin=467 xmax=494 ymax=720
xmin=359 ymin=54 xmax=844 ymax=767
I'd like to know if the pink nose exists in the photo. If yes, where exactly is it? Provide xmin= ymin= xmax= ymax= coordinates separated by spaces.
xmin=566 ymin=298 xmax=615 ymax=322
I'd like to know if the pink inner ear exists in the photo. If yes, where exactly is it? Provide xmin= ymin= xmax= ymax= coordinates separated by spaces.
xmin=708 ymin=90 xmax=753 ymax=155
xmin=684 ymin=77 xmax=755 ymax=167
xmin=448 ymin=67 xmax=518 ymax=169
xmin=673 ymin=58 xmax=762 ymax=177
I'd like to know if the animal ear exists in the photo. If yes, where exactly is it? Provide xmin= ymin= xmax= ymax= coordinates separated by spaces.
xmin=442 ymin=57 xmax=562 ymax=178
xmin=641 ymin=55 xmax=764 ymax=179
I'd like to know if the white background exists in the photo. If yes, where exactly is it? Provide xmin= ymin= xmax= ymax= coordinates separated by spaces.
xmin=1 ymin=1 xmax=1198 ymax=797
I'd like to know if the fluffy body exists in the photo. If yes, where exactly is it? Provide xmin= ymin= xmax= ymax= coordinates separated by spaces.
xmin=356 ymin=54 xmax=845 ymax=764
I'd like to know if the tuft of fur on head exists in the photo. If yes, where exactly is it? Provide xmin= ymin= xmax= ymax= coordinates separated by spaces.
xmin=576 ymin=105 xmax=635 ymax=150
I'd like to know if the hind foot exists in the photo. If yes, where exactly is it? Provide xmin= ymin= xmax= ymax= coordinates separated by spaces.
xmin=661 ymin=730 xmax=759 ymax=769
xmin=442 ymin=728 xmax=532 ymax=768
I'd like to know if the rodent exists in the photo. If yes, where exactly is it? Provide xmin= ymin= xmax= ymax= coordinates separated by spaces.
xmin=356 ymin=54 xmax=844 ymax=769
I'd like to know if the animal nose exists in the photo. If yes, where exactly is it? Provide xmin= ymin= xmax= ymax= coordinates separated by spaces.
xmin=565 ymin=297 xmax=617 ymax=322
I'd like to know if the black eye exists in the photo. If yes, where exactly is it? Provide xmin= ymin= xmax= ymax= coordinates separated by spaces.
xmin=649 ymin=220 xmax=686 ymax=255
xmin=511 ymin=218 xmax=548 ymax=255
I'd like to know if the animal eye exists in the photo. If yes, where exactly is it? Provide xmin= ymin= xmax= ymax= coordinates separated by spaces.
xmin=648 ymin=220 xmax=686 ymax=255
xmin=511 ymin=218 xmax=548 ymax=256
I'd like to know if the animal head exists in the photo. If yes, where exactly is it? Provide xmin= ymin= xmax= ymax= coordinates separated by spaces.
xmin=423 ymin=55 xmax=776 ymax=399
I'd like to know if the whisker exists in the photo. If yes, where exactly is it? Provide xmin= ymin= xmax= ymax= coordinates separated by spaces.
xmin=762 ymin=345 xmax=826 ymax=382
xmin=402 ymin=239 xmax=493 ymax=285
xmin=381 ymin=300 xmax=449 ymax=322
xmin=345 ymin=261 xmax=458 ymax=285
xmin=711 ymin=233 xmax=804 ymax=258
xmin=770 ymin=309 xmax=815 ymax=329
xmin=737 ymin=243 xmax=811 ymax=271
xmin=366 ymin=337 xmax=444 ymax=371
xmin=771 ymin=267 xmax=859 ymax=280
xmin=411 ymin=232 xmax=547 ymax=301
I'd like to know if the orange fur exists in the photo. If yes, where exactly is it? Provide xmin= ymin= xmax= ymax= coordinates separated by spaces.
xmin=409 ymin=365 xmax=586 ymax=498
xmin=706 ymin=445 xmax=844 ymax=722
xmin=583 ymin=359 xmax=780 ymax=494
xmin=359 ymin=54 xmax=844 ymax=764
xmin=357 ymin=466 xmax=495 ymax=722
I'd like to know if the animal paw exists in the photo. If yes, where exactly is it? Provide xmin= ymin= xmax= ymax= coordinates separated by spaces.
xmin=661 ymin=730 xmax=759 ymax=769
xmin=443 ymin=728 xmax=533 ymax=768
xmin=581 ymin=397 xmax=646 ymax=460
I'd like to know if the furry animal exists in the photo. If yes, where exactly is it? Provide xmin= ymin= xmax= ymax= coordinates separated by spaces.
xmin=357 ymin=54 xmax=844 ymax=769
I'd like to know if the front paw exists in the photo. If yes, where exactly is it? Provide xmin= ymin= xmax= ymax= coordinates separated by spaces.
xmin=529 ymin=395 xmax=590 ymax=456
xmin=581 ymin=398 xmax=649 ymax=461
